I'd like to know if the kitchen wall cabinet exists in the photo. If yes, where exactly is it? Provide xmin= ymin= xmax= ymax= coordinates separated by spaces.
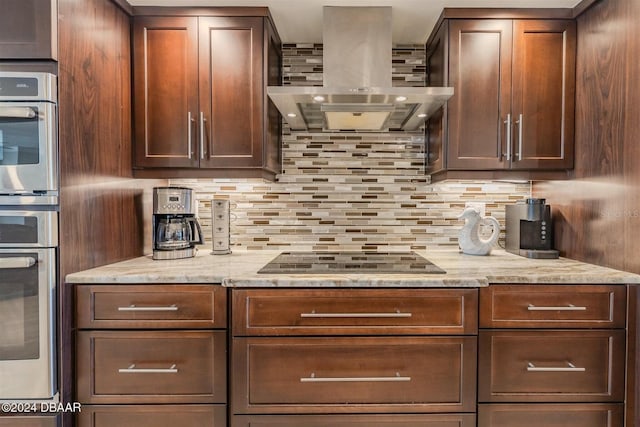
xmin=230 ymin=289 xmax=478 ymax=422
xmin=74 ymin=284 xmax=227 ymax=427
xmin=132 ymin=9 xmax=281 ymax=180
xmin=426 ymin=13 xmax=576 ymax=181
xmin=0 ymin=417 xmax=59 ymax=427
xmin=0 ymin=0 xmax=57 ymax=60
xmin=478 ymin=284 xmax=627 ymax=427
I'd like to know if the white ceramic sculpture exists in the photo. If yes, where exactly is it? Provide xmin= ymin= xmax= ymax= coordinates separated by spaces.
xmin=457 ymin=207 xmax=501 ymax=256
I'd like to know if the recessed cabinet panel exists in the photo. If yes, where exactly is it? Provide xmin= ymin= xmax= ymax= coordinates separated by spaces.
xmin=478 ymin=403 xmax=624 ymax=427
xmin=478 ymin=330 xmax=625 ymax=402
xmin=77 ymin=330 xmax=227 ymax=404
xmin=200 ymin=21 xmax=259 ymax=162
xmin=447 ymin=20 xmax=512 ymax=170
xmin=133 ymin=17 xmax=199 ymax=168
xmin=76 ymin=284 xmax=227 ymax=329
xmin=0 ymin=417 xmax=58 ymax=427
xmin=232 ymin=336 xmax=477 ymax=414
xmin=479 ymin=285 xmax=626 ymax=328
xmin=512 ymin=20 xmax=576 ymax=169
xmin=233 ymin=289 xmax=478 ymax=336
xmin=77 ymin=405 xmax=226 ymax=427
xmin=232 ymin=414 xmax=477 ymax=427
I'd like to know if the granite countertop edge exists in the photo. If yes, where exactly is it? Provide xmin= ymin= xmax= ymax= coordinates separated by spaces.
xmin=64 ymin=249 xmax=640 ymax=287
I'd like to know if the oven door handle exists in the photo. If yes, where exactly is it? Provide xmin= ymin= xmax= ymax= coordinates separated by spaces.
xmin=0 ymin=106 xmax=37 ymax=119
xmin=0 ymin=257 xmax=37 ymax=269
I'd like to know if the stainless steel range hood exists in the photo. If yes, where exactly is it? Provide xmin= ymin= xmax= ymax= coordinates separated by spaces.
xmin=267 ymin=6 xmax=453 ymax=132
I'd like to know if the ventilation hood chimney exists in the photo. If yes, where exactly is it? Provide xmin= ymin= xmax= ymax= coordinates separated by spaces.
xmin=267 ymin=6 xmax=453 ymax=132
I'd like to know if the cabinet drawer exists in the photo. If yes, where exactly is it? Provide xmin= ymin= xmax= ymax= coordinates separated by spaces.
xmin=77 ymin=405 xmax=226 ymax=427
xmin=77 ymin=331 xmax=226 ymax=404
xmin=0 ymin=416 xmax=58 ymax=427
xmin=76 ymin=285 xmax=227 ymax=329
xmin=478 ymin=330 xmax=625 ymax=402
xmin=479 ymin=285 xmax=626 ymax=328
xmin=232 ymin=414 xmax=476 ymax=427
xmin=232 ymin=336 xmax=477 ymax=413
xmin=478 ymin=403 xmax=623 ymax=427
xmin=232 ymin=289 xmax=478 ymax=336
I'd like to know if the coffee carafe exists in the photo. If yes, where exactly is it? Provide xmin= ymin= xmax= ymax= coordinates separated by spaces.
xmin=152 ymin=187 xmax=203 ymax=260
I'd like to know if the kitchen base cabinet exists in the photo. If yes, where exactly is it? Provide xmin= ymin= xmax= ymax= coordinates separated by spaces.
xmin=478 ymin=284 xmax=627 ymax=426
xmin=232 ymin=414 xmax=476 ymax=426
xmin=76 ymin=405 xmax=226 ymax=427
xmin=74 ymin=284 xmax=228 ymax=425
xmin=478 ymin=403 xmax=624 ymax=427
xmin=231 ymin=288 xmax=478 ymax=421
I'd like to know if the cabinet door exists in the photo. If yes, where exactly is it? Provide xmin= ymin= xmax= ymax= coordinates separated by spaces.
xmin=447 ymin=20 xmax=512 ymax=170
xmin=133 ymin=16 xmax=200 ymax=168
xmin=198 ymin=17 xmax=264 ymax=169
xmin=0 ymin=0 xmax=56 ymax=60
xmin=426 ymin=21 xmax=448 ymax=174
xmin=511 ymin=20 xmax=576 ymax=169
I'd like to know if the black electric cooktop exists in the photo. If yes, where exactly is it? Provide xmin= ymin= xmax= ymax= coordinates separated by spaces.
xmin=257 ymin=251 xmax=446 ymax=274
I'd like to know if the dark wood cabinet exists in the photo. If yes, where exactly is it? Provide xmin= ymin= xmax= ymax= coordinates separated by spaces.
xmin=77 ymin=405 xmax=226 ymax=427
xmin=232 ymin=414 xmax=477 ymax=427
xmin=230 ymin=288 xmax=478 ymax=422
xmin=132 ymin=10 xmax=281 ymax=180
xmin=478 ymin=403 xmax=624 ymax=427
xmin=478 ymin=284 xmax=627 ymax=427
xmin=0 ymin=417 xmax=58 ymax=427
xmin=0 ymin=0 xmax=57 ymax=60
xmin=75 ymin=284 xmax=228 ymax=426
xmin=426 ymin=13 xmax=576 ymax=180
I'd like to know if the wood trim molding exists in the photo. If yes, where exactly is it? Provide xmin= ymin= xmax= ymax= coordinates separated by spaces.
xmin=572 ymin=0 xmax=601 ymax=17
xmin=440 ymin=8 xmax=574 ymax=19
xmin=131 ymin=6 xmax=271 ymax=17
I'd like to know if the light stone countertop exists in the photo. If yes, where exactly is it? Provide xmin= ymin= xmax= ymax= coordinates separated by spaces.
xmin=65 ymin=249 xmax=640 ymax=287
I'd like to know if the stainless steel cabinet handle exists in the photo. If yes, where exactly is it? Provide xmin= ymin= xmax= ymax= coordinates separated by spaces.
xmin=0 ymin=257 xmax=37 ymax=269
xmin=117 ymin=304 xmax=178 ymax=312
xmin=527 ymin=304 xmax=586 ymax=311
xmin=187 ymin=112 xmax=194 ymax=159
xmin=527 ymin=362 xmax=585 ymax=372
xmin=300 ymin=372 xmax=411 ymax=383
xmin=118 ymin=364 xmax=178 ymax=374
xmin=300 ymin=311 xmax=412 ymax=318
xmin=199 ymin=112 xmax=206 ymax=160
xmin=515 ymin=113 xmax=523 ymax=160
xmin=0 ymin=106 xmax=37 ymax=118
xmin=503 ymin=113 xmax=512 ymax=161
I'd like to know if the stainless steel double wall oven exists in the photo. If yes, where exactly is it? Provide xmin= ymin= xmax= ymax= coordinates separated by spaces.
xmin=0 ymin=72 xmax=58 ymax=400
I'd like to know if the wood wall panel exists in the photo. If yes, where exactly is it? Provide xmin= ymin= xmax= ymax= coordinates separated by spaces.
xmin=57 ymin=0 xmax=164 ymax=424
xmin=533 ymin=0 xmax=640 ymax=274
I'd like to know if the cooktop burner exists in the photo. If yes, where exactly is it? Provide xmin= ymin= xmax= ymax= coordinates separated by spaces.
xmin=257 ymin=251 xmax=446 ymax=274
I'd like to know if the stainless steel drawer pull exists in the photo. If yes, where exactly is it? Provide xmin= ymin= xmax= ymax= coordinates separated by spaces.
xmin=527 ymin=304 xmax=587 ymax=311
xmin=527 ymin=362 xmax=586 ymax=372
xmin=300 ymin=310 xmax=412 ymax=318
xmin=117 ymin=304 xmax=178 ymax=312
xmin=118 ymin=364 xmax=178 ymax=374
xmin=300 ymin=372 xmax=411 ymax=383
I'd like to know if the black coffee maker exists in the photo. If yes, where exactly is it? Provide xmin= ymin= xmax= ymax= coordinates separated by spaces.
xmin=505 ymin=198 xmax=559 ymax=259
xmin=152 ymin=187 xmax=203 ymax=260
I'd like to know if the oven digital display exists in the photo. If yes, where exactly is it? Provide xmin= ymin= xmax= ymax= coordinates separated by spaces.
xmin=169 ymin=196 xmax=180 ymax=202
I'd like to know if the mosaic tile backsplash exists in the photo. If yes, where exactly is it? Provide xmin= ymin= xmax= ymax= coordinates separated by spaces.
xmin=171 ymin=44 xmax=531 ymax=251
